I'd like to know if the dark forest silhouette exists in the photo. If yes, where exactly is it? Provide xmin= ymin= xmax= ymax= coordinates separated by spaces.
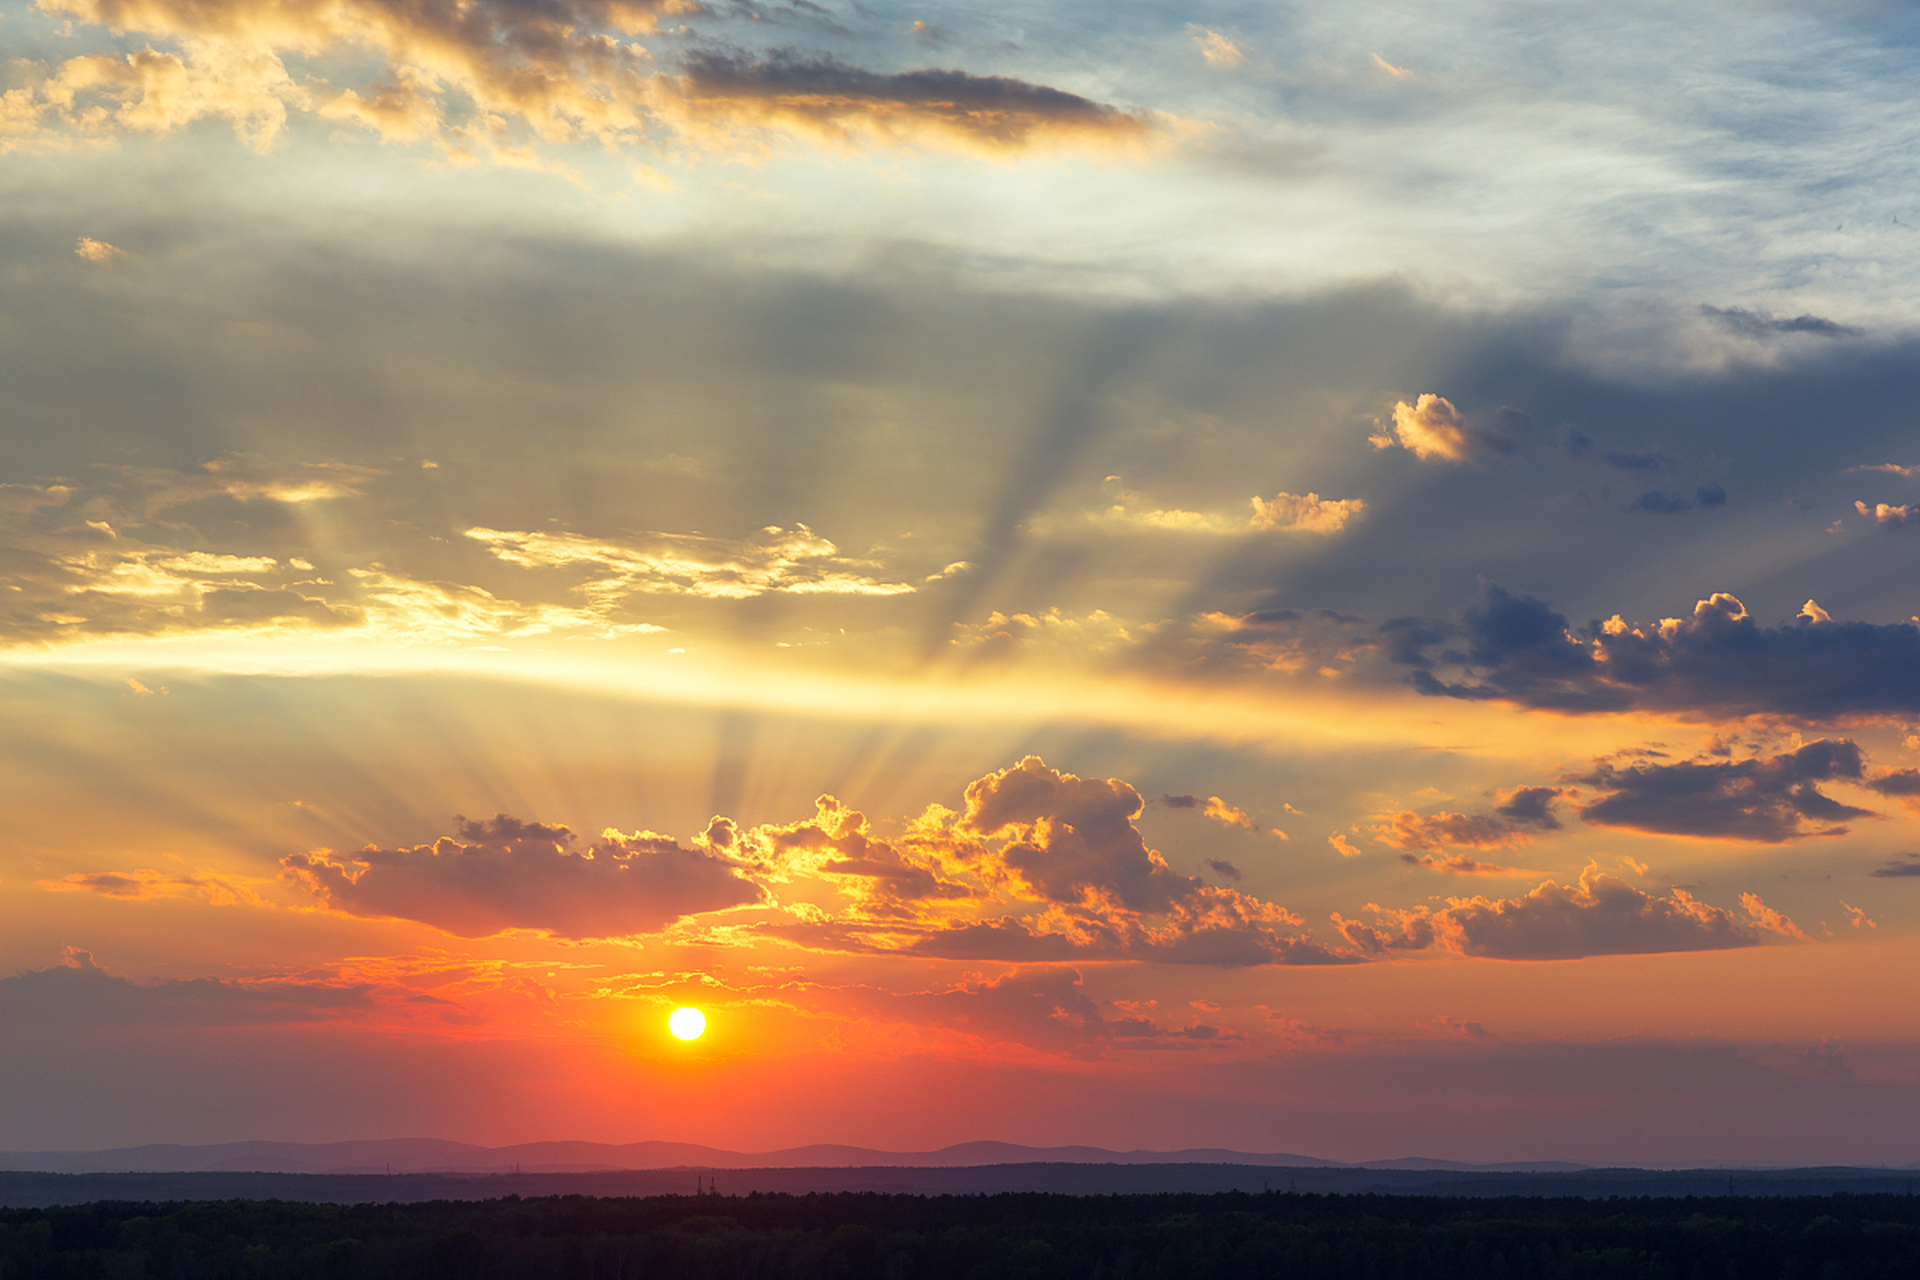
xmin=5 ymin=1190 xmax=1920 ymax=1279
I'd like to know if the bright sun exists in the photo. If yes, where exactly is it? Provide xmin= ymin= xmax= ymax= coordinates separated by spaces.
xmin=668 ymin=1007 xmax=706 ymax=1041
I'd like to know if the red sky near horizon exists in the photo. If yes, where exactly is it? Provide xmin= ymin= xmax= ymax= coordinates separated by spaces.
xmin=5 ymin=0 xmax=1920 ymax=1167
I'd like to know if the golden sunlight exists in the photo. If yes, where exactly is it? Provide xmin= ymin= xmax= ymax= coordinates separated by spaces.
xmin=668 ymin=1007 xmax=707 ymax=1041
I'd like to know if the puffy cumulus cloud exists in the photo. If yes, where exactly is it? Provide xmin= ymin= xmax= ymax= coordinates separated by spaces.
xmin=1368 ymin=394 xmax=1530 ymax=463
xmin=727 ymin=757 xmax=1354 ymax=968
xmin=1856 ymin=500 xmax=1920 ymax=529
xmin=282 ymin=813 xmax=763 ymax=938
xmin=722 ymin=795 xmax=976 ymax=915
xmin=1403 ymin=586 xmax=1920 ymax=721
xmin=467 ymin=524 xmax=913 ymax=602
xmin=5 ymin=34 xmax=306 ymax=155
xmin=1247 ymin=491 xmax=1366 ymax=535
xmin=1336 ymin=868 xmax=1795 ymax=961
xmin=1575 ymin=740 xmax=1876 ymax=843
xmin=958 ymin=756 xmax=1199 ymax=913
xmin=9 ymin=0 xmax=1146 ymax=162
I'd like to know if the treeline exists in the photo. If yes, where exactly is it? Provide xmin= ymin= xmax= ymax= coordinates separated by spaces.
xmin=3 ymin=1190 xmax=1919 ymax=1280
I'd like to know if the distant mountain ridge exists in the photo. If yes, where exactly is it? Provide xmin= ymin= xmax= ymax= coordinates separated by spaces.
xmin=0 ymin=1139 xmax=1592 ymax=1176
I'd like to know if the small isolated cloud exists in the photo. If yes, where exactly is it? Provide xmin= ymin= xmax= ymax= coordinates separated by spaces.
xmin=1368 ymin=395 xmax=1524 ymax=463
xmin=1870 ymin=853 xmax=1920 ymax=878
xmin=1248 ymin=491 xmax=1366 ymax=535
xmin=1399 ymin=853 xmax=1531 ymax=876
xmin=283 ymin=814 xmax=763 ymax=938
xmin=1158 ymin=792 xmax=1268 ymax=833
xmin=1337 ymin=867 xmax=1793 ymax=960
xmin=1188 ymin=26 xmax=1250 ymax=68
xmin=1495 ymin=786 xmax=1564 ymax=829
xmin=924 ymin=560 xmax=972 ymax=582
xmin=1371 ymin=53 xmax=1411 ymax=78
xmin=679 ymin=54 xmax=1152 ymax=153
xmin=1856 ymin=500 xmax=1920 ymax=528
xmin=1329 ymin=832 xmax=1362 ymax=858
xmin=74 ymin=236 xmax=122 ymax=262
xmin=1373 ymin=810 xmax=1535 ymax=853
xmin=1840 ymin=901 xmax=1877 ymax=929
xmin=1197 ymin=796 xmax=1255 ymax=829
xmin=1372 ymin=394 xmax=1470 ymax=461
xmin=1576 ymin=740 xmax=1875 ymax=843
xmin=1851 ymin=463 xmax=1919 ymax=477
xmin=1204 ymin=858 xmax=1242 ymax=881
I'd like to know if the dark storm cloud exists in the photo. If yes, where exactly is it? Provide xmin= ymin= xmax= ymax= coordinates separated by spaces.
xmin=282 ymin=814 xmax=763 ymax=939
xmin=1406 ymin=587 xmax=1920 ymax=720
xmin=680 ymin=53 xmax=1150 ymax=147
xmin=1701 ymin=305 xmax=1863 ymax=340
xmin=1576 ymin=740 xmax=1875 ymax=842
xmin=1495 ymin=787 xmax=1564 ymax=829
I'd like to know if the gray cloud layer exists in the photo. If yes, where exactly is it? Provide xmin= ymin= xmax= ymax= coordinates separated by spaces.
xmin=284 ymin=815 xmax=762 ymax=938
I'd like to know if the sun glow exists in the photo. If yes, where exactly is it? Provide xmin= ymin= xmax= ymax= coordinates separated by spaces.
xmin=668 ymin=1007 xmax=707 ymax=1041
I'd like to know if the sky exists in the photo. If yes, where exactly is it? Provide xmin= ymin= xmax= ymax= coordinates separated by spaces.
xmin=4 ymin=0 xmax=1920 ymax=1166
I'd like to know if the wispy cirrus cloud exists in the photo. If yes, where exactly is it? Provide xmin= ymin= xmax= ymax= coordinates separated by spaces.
xmin=467 ymin=524 xmax=915 ymax=601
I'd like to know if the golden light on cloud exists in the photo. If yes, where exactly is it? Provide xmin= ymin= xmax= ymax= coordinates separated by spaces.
xmin=668 ymin=1006 xmax=707 ymax=1040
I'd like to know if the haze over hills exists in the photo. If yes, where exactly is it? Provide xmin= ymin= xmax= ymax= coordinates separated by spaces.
xmin=0 ymin=1139 xmax=1602 ymax=1176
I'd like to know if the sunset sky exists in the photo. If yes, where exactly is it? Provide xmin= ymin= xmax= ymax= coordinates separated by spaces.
xmin=5 ymin=0 xmax=1920 ymax=1166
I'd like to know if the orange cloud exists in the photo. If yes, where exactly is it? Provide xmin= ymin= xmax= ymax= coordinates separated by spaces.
xmin=42 ymin=869 xmax=267 ymax=906
xmin=1248 ymin=491 xmax=1367 ymax=534
xmin=283 ymin=814 xmax=763 ymax=938
xmin=1336 ymin=867 xmax=1798 ymax=960
xmin=1370 ymin=394 xmax=1471 ymax=461
xmin=14 ymin=0 xmax=1149 ymax=161
xmin=1856 ymin=499 xmax=1919 ymax=528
